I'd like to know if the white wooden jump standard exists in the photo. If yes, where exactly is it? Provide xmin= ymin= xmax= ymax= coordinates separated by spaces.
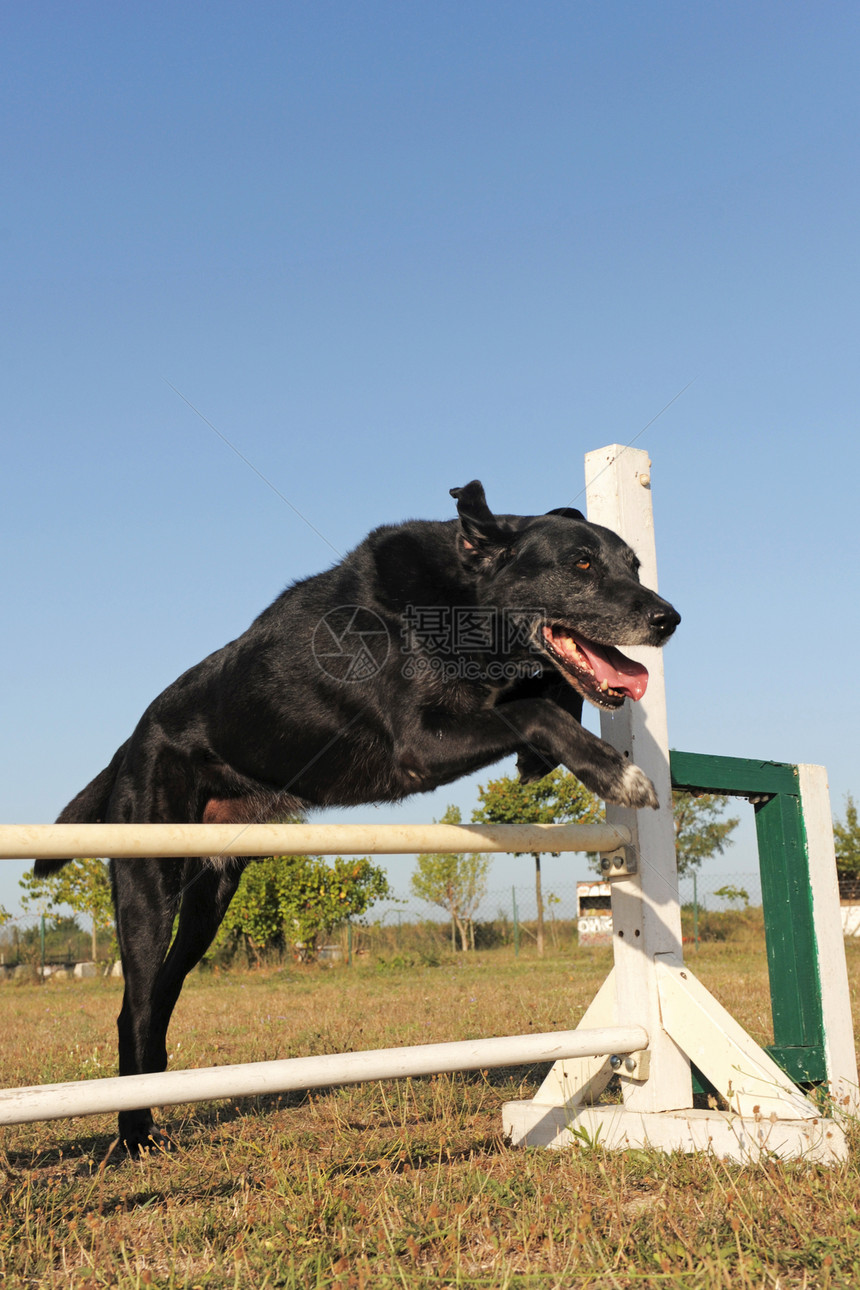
xmin=503 ymin=445 xmax=854 ymax=1164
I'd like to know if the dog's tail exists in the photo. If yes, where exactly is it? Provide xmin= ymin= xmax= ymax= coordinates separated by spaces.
xmin=35 ymin=743 xmax=128 ymax=878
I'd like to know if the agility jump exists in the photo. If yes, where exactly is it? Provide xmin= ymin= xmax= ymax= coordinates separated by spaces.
xmin=0 ymin=445 xmax=854 ymax=1163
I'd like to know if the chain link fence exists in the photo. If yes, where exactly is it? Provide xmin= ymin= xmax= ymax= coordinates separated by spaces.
xmin=0 ymin=912 xmax=114 ymax=977
xmin=1 ymin=872 xmax=765 ymax=975
xmin=369 ymin=871 xmax=762 ymax=928
xmin=359 ymin=872 xmax=765 ymax=959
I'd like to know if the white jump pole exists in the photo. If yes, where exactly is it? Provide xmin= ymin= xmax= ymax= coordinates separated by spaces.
xmin=0 ymin=819 xmax=637 ymax=1130
xmin=0 ymin=1026 xmax=648 ymax=1127
xmin=0 ymin=821 xmax=630 ymax=861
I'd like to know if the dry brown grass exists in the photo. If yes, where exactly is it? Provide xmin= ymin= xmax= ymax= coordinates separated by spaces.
xmin=1 ymin=937 xmax=859 ymax=1288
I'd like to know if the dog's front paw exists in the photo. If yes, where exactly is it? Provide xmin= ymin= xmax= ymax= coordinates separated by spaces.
xmin=611 ymin=763 xmax=659 ymax=810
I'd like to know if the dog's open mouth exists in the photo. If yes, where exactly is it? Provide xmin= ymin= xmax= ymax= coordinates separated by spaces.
xmin=540 ymin=625 xmax=649 ymax=707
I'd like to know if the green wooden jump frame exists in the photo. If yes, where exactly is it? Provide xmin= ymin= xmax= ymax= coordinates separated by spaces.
xmin=670 ymin=752 xmax=844 ymax=1090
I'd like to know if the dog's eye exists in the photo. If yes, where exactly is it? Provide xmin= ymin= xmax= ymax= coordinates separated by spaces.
xmin=576 ymin=559 xmax=591 ymax=570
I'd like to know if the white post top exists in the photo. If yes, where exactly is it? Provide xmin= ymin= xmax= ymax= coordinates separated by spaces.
xmin=585 ymin=445 xmax=659 ymax=590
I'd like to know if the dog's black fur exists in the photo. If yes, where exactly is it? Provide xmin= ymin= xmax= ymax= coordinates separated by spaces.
xmin=39 ymin=481 xmax=679 ymax=1150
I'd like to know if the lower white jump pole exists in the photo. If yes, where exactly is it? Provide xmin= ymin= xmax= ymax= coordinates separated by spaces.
xmin=0 ymin=1025 xmax=648 ymax=1128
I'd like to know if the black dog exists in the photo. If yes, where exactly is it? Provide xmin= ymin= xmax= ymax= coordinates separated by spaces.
xmin=38 ymin=481 xmax=679 ymax=1150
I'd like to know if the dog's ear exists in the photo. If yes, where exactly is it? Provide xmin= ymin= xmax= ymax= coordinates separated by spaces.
xmin=450 ymin=480 xmax=515 ymax=566
xmin=546 ymin=506 xmax=586 ymax=522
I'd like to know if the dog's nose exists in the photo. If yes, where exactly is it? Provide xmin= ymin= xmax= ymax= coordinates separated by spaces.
xmin=648 ymin=604 xmax=681 ymax=637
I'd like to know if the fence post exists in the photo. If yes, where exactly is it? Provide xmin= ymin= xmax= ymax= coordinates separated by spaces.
xmin=512 ymin=886 xmax=520 ymax=957
xmin=585 ymin=445 xmax=692 ymax=1114
xmin=693 ymin=871 xmax=699 ymax=951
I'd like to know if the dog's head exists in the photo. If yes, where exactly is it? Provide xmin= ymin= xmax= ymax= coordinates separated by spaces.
xmin=450 ymin=480 xmax=681 ymax=709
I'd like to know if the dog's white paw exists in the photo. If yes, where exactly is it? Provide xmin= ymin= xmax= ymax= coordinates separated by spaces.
xmin=617 ymin=763 xmax=659 ymax=810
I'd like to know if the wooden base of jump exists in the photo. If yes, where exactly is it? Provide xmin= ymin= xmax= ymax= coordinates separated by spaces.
xmin=502 ymin=964 xmax=847 ymax=1164
xmin=503 ymin=1104 xmax=843 ymax=1164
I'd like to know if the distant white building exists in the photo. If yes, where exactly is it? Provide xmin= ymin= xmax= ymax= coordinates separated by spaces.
xmin=577 ymin=880 xmax=612 ymax=946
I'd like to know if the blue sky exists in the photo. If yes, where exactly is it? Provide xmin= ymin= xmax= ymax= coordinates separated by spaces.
xmin=2 ymin=1 xmax=859 ymax=913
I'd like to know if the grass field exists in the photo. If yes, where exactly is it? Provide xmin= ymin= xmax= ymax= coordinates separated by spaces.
xmin=1 ymin=935 xmax=859 ymax=1289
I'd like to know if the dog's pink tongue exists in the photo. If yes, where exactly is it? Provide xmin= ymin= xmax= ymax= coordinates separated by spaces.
xmin=574 ymin=636 xmax=649 ymax=701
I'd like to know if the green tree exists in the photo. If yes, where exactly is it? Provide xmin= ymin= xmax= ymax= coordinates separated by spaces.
xmin=713 ymin=884 xmax=749 ymax=909
xmin=410 ymin=805 xmax=490 ymax=951
xmin=672 ymin=793 xmax=740 ymax=877
xmin=19 ymin=857 xmax=113 ymax=960
xmin=217 ymin=854 xmax=391 ymax=963
xmin=833 ymin=794 xmax=860 ymax=878
xmin=472 ymin=769 xmax=603 ymax=956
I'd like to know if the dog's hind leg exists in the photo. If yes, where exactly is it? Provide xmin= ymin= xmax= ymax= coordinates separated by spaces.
xmin=112 ymin=856 xmax=189 ymax=1150
xmin=147 ymin=860 xmax=246 ymax=1067
xmin=113 ymin=858 xmax=244 ymax=1152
